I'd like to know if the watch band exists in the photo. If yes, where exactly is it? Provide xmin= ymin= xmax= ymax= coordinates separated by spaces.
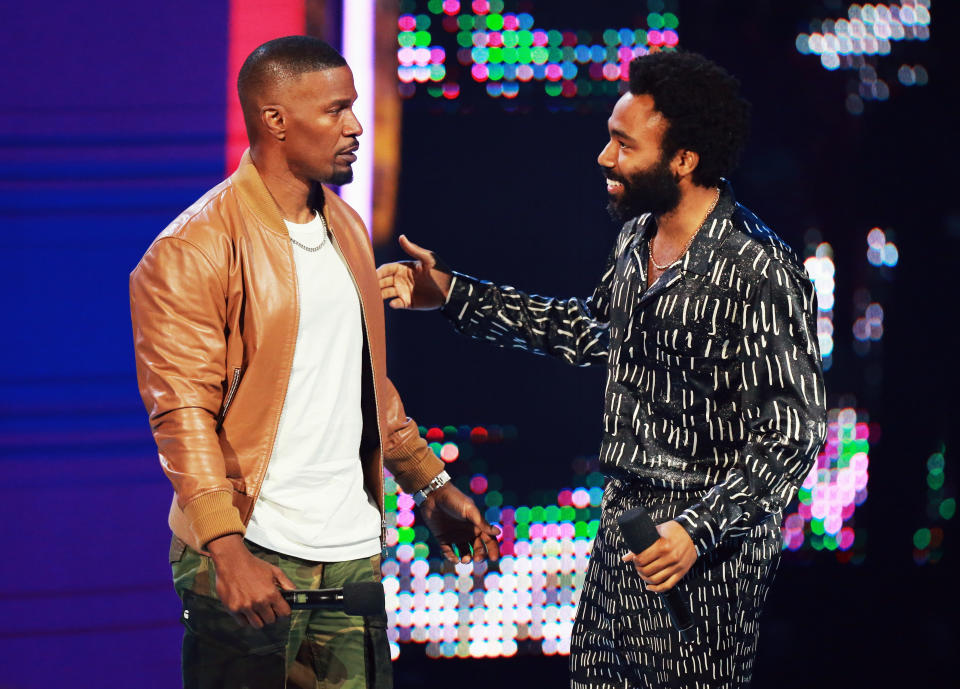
xmin=413 ymin=470 xmax=451 ymax=506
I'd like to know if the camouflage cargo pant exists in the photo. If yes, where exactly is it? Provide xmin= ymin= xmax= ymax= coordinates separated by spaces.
xmin=170 ymin=536 xmax=392 ymax=689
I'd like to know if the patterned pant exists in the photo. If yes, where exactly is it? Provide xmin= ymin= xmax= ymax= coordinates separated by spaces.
xmin=170 ymin=537 xmax=391 ymax=689
xmin=569 ymin=482 xmax=782 ymax=689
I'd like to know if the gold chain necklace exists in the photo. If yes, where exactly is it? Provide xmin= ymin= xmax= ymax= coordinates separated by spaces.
xmin=648 ymin=187 xmax=720 ymax=271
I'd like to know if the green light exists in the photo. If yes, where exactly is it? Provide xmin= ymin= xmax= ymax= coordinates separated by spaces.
xmin=635 ymin=29 xmax=648 ymax=45
xmin=516 ymin=524 xmax=529 ymax=539
xmin=531 ymin=46 xmax=548 ymax=64
xmin=647 ymin=13 xmax=664 ymax=30
xmin=530 ymin=506 xmax=545 ymax=522
xmin=602 ymin=29 xmax=619 ymax=46
xmin=486 ymin=14 xmax=503 ymax=31
xmin=414 ymin=30 xmax=432 ymax=47
xmin=587 ymin=520 xmax=600 ymax=538
xmin=810 ymin=533 xmax=824 ymax=550
xmin=398 ymin=32 xmax=417 ymax=48
xmin=488 ymin=47 xmax=503 ymax=64
xmin=428 ymin=441 xmax=442 ymax=454
xmin=927 ymin=453 xmax=945 ymax=474
xmin=940 ymin=498 xmax=956 ymax=520
xmin=547 ymin=47 xmax=563 ymax=63
xmin=430 ymin=64 xmax=446 ymax=81
xmin=797 ymin=487 xmax=812 ymax=503
xmin=490 ymin=0 xmax=504 ymax=12
xmin=547 ymin=30 xmax=563 ymax=47
xmin=517 ymin=47 xmax=532 ymax=63
xmin=426 ymin=0 xmax=442 ymax=13
xmin=502 ymin=47 xmax=518 ymax=63
xmin=663 ymin=12 xmax=680 ymax=29
xmin=928 ymin=472 xmax=945 ymax=490
xmin=414 ymin=542 xmax=431 ymax=559
xmin=560 ymin=506 xmax=576 ymax=522
xmin=458 ymin=15 xmax=474 ymax=30
xmin=502 ymin=30 xmax=518 ymax=48
xmin=416 ymin=14 xmax=431 ymax=31
xmin=606 ymin=46 xmax=619 ymax=62
xmin=488 ymin=64 xmax=504 ymax=80
xmin=384 ymin=494 xmax=397 ymax=511
xmin=913 ymin=528 xmax=931 ymax=549
xmin=562 ymin=46 xmax=576 ymax=61
xmin=417 ymin=425 xmax=427 ymax=436
xmin=575 ymin=521 xmax=588 ymax=538
xmin=823 ymin=534 xmax=838 ymax=550
xmin=457 ymin=31 xmax=473 ymax=48
xmin=545 ymin=505 xmax=561 ymax=523
xmin=398 ymin=527 xmax=415 ymax=544
xmin=517 ymin=30 xmax=533 ymax=47
xmin=485 ymin=490 xmax=503 ymax=507
xmin=810 ymin=518 xmax=825 ymax=535
xmin=515 ymin=506 xmax=531 ymax=523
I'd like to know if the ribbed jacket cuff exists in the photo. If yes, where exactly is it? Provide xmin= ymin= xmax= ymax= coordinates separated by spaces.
xmin=385 ymin=435 xmax=445 ymax=495
xmin=183 ymin=490 xmax=245 ymax=549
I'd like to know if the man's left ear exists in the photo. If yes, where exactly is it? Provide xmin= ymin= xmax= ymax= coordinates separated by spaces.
xmin=673 ymin=149 xmax=700 ymax=180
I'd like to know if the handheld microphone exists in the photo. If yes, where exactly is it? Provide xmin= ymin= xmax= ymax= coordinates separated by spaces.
xmin=616 ymin=506 xmax=694 ymax=642
xmin=281 ymin=581 xmax=385 ymax=616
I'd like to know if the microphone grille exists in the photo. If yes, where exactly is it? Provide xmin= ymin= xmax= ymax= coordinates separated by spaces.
xmin=616 ymin=506 xmax=660 ymax=553
xmin=342 ymin=581 xmax=386 ymax=616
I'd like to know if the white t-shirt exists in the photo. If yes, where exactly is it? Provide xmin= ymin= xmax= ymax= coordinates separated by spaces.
xmin=244 ymin=211 xmax=381 ymax=561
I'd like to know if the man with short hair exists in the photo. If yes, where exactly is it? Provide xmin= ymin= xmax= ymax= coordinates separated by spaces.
xmin=377 ymin=51 xmax=827 ymax=688
xmin=130 ymin=36 xmax=498 ymax=689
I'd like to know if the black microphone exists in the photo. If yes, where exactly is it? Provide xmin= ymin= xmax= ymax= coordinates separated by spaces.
xmin=616 ymin=506 xmax=694 ymax=642
xmin=281 ymin=581 xmax=385 ymax=616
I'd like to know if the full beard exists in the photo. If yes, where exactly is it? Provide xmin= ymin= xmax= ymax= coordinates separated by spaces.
xmin=605 ymin=158 xmax=681 ymax=224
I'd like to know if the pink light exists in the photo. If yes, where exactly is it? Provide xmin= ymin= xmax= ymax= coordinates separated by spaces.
xmin=471 ymin=63 xmax=490 ymax=81
xmin=472 ymin=0 xmax=490 ymax=15
xmin=503 ymin=14 xmax=519 ymax=30
xmin=398 ymin=47 xmax=415 ymax=65
xmin=488 ymin=31 xmax=503 ymax=47
xmin=442 ymin=0 xmax=460 ymax=14
xmin=398 ymin=15 xmax=416 ymax=31
xmin=602 ymin=63 xmax=621 ymax=81
xmin=341 ymin=0 xmax=375 ymax=235
xmin=517 ymin=64 xmax=535 ymax=81
xmin=532 ymin=30 xmax=548 ymax=46
xmin=648 ymin=30 xmax=663 ymax=46
xmin=430 ymin=47 xmax=446 ymax=63
xmin=545 ymin=63 xmax=563 ymax=81
xmin=663 ymin=30 xmax=679 ymax=47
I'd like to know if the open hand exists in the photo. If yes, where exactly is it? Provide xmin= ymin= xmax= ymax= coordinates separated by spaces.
xmin=418 ymin=483 xmax=500 ymax=564
xmin=377 ymin=235 xmax=452 ymax=310
xmin=621 ymin=520 xmax=697 ymax=592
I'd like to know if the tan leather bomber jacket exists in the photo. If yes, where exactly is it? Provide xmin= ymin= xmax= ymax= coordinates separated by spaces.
xmin=130 ymin=151 xmax=443 ymax=552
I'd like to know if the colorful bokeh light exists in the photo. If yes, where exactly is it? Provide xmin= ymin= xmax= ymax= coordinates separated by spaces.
xmin=396 ymin=0 xmax=679 ymax=104
xmin=794 ymin=1 xmax=931 ymax=114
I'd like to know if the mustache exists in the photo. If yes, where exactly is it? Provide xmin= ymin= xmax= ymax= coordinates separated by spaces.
xmin=600 ymin=167 xmax=625 ymax=184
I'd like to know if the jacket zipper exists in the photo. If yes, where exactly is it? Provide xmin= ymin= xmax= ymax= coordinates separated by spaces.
xmin=216 ymin=367 xmax=242 ymax=431
xmin=327 ymin=229 xmax=387 ymax=552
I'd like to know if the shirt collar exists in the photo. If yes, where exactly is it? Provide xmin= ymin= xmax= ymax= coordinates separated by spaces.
xmin=632 ymin=179 xmax=737 ymax=278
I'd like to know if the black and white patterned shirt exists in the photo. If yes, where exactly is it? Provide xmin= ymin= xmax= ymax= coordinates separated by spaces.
xmin=442 ymin=183 xmax=827 ymax=555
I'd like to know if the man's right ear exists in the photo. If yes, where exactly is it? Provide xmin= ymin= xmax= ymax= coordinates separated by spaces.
xmin=261 ymin=106 xmax=286 ymax=142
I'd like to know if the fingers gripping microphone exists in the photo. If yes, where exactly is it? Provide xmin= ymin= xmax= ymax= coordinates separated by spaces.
xmin=616 ymin=507 xmax=694 ymax=642
xmin=281 ymin=582 xmax=385 ymax=616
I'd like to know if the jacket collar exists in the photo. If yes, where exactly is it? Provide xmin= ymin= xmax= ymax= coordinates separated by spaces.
xmin=229 ymin=149 xmax=330 ymax=237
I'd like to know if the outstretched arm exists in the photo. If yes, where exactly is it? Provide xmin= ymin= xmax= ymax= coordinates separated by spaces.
xmin=378 ymin=235 xmax=618 ymax=367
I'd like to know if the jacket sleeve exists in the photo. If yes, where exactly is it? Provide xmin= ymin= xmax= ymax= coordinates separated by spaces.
xmin=439 ymin=240 xmax=620 ymax=367
xmin=378 ymin=376 xmax=446 ymax=494
xmin=130 ymin=236 xmax=245 ymax=547
xmin=675 ymin=261 xmax=828 ymax=555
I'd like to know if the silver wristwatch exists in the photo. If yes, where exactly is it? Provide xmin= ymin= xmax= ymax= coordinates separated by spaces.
xmin=413 ymin=470 xmax=451 ymax=506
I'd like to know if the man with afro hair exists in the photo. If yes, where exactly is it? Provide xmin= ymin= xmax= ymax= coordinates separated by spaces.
xmin=378 ymin=51 xmax=826 ymax=688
